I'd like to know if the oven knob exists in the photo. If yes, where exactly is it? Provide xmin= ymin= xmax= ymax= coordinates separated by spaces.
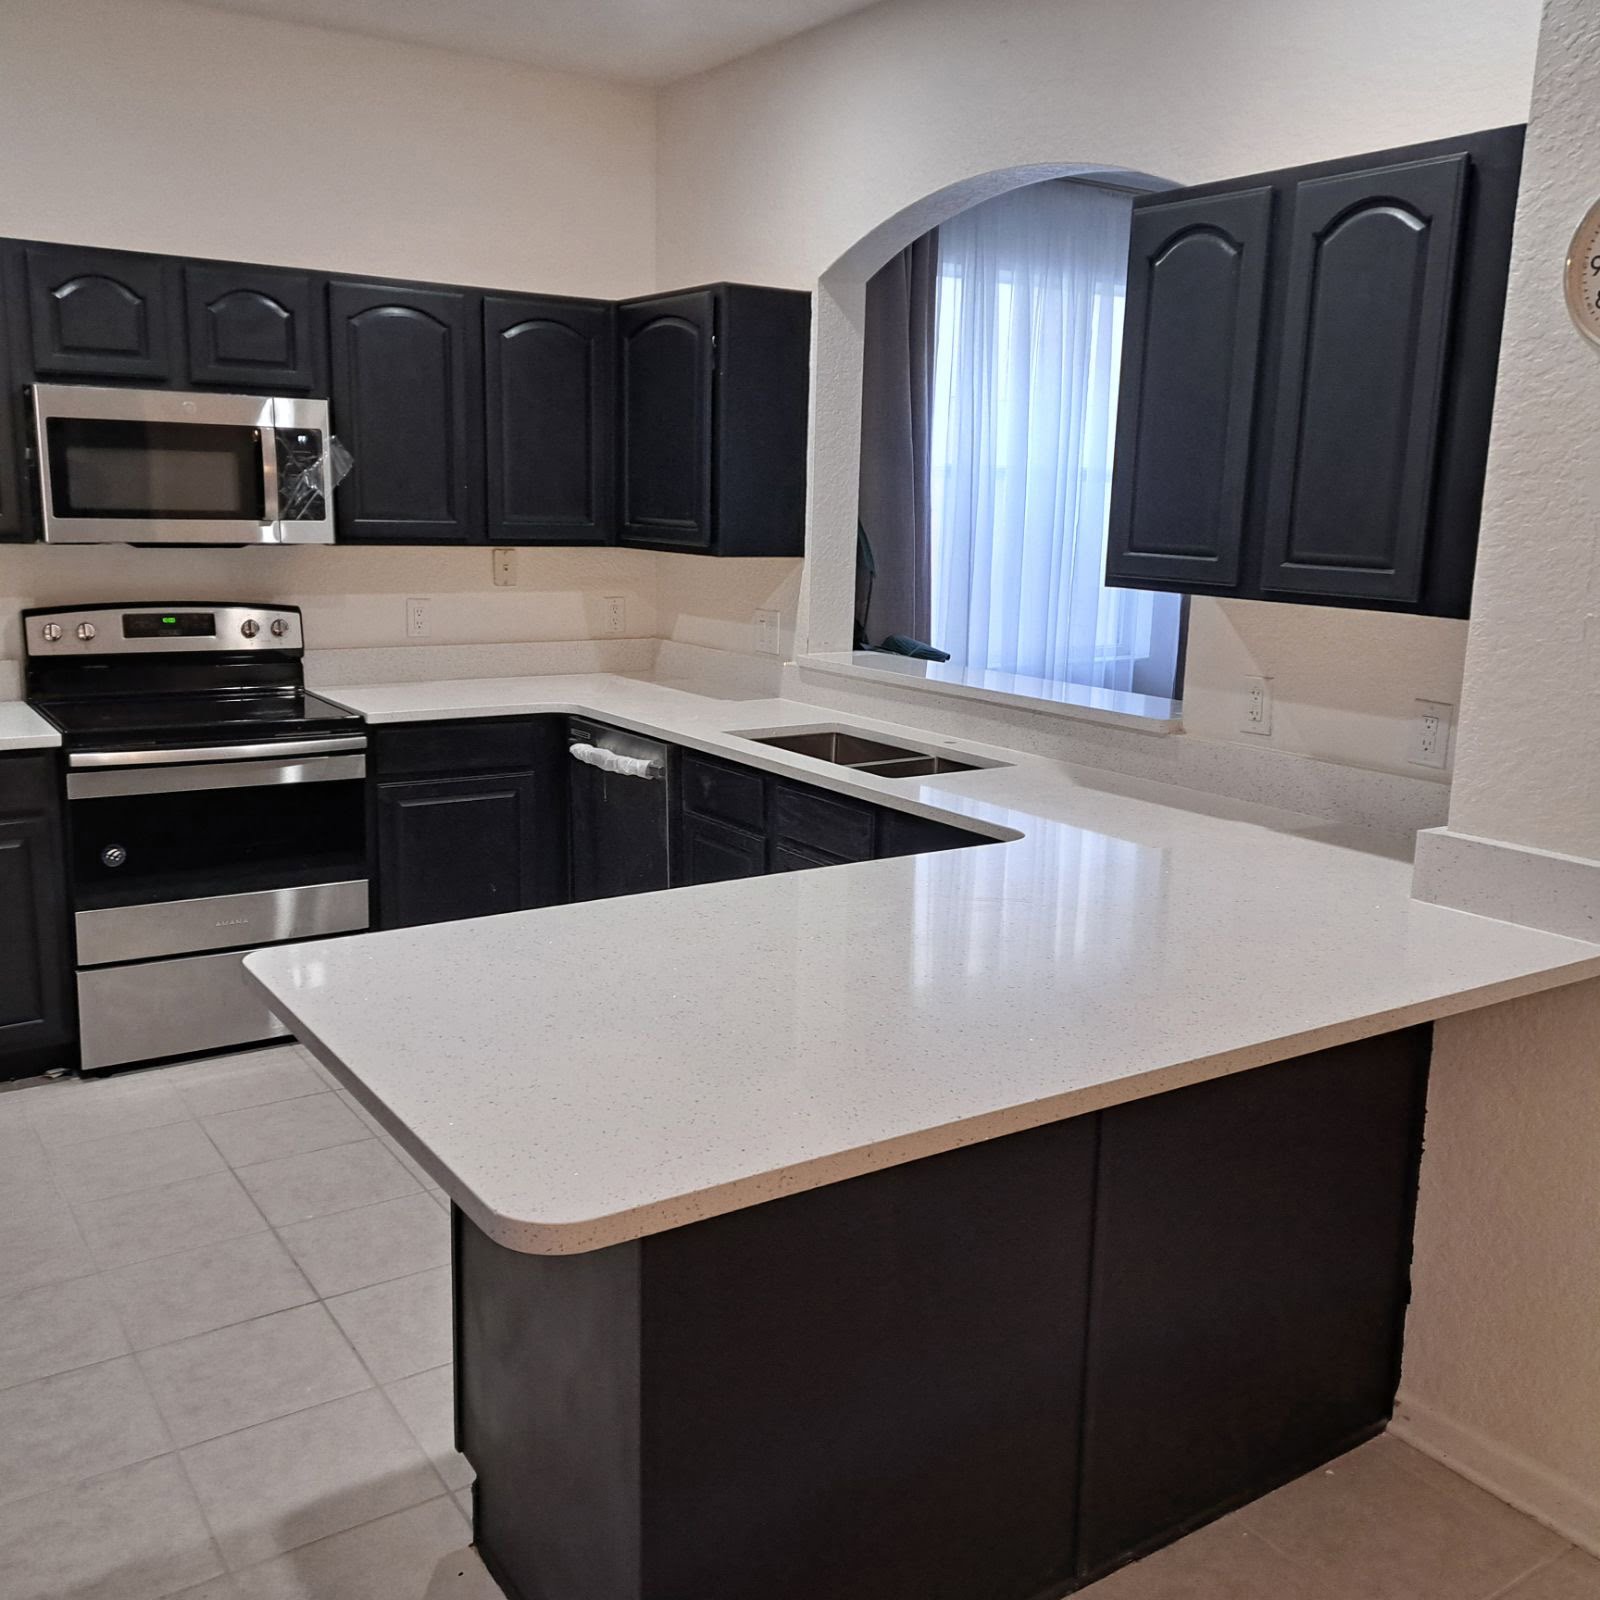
xmin=270 ymin=618 xmax=290 ymax=638
xmin=100 ymin=845 xmax=127 ymax=869
xmin=240 ymin=619 xmax=260 ymax=639
xmin=41 ymin=623 xmax=62 ymax=642
xmin=76 ymin=622 xmax=96 ymax=641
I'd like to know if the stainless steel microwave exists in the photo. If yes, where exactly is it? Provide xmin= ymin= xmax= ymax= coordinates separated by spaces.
xmin=31 ymin=383 xmax=334 ymax=545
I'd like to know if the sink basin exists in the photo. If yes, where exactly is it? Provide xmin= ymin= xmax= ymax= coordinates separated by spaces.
xmin=742 ymin=727 xmax=988 ymax=778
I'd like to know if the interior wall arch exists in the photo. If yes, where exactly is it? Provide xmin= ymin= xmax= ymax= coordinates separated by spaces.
xmin=798 ymin=161 xmax=1173 ymax=657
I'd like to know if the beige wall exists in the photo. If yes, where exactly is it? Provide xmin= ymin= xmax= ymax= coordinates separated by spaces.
xmin=655 ymin=0 xmax=1541 ymax=775
xmin=1394 ymin=0 xmax=1600 ymax=1553
xmin=0 ymin=0 xmax=656 ymax=297
xmin=0 ymin=0 xmax=700 ymax=660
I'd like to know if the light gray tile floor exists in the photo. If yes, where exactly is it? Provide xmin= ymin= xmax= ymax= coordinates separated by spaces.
xmin=0 ymin=1045 xmax=489 ymax=1599
xmin=1 ymin=1044 xmax=1595 ymax=1600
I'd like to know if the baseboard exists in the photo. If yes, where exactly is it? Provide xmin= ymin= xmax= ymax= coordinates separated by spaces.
xmin=1391 ymin=1394 xmax=1600 ymax=1557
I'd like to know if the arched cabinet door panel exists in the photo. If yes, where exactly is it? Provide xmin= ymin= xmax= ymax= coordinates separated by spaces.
xmin=24 ymin=245 xmax=175 ymax=380
xmin=185 ymin=265 xmax=320 ymax=391
xmin=485 ymin=294 xmax=614 ymax=545
xmin=1106 ymin=187 xmax=1273 ymax=592
xmin=1258 ymin=155 xmax=1468 ymax=604
xmin=329 ymin=281 xmax=481 ymax=544
xmin=617 ymin=291 xmax=715 ymax=549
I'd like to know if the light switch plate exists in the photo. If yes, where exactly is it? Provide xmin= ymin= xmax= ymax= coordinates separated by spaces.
xmin=753 ymin=609 xmax=782 ymax=655
xmin=492 ymin=549 xmax=517 ymax=587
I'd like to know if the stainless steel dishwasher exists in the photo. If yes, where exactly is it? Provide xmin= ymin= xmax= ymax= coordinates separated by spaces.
xmin=567 ymin=719 xmax=672 ymax=901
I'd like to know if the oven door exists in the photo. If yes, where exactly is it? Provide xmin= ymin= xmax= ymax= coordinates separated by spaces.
xmin=66 ymin=741 xmax=369 ymax=916
xmin=66 ymin=740 xmax=368 ymax=1070
xmin=32 ymin=384 xmax=332 ymax=545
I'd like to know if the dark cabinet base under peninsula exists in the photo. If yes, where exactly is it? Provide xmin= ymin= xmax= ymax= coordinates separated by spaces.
xmin=453 ymin=1027 xmax=1430 ymax=1599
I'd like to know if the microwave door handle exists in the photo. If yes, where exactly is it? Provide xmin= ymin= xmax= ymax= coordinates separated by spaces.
xmin=258 ymin=424 xmax=281 ymax=531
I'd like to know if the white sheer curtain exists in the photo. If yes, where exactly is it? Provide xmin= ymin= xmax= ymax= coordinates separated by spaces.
xmin=929 ymin=180 xmax=1182 ymax=696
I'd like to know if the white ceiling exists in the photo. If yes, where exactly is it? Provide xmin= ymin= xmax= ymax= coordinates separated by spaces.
xmin=188 ymin=0 xmax=886 ymax=84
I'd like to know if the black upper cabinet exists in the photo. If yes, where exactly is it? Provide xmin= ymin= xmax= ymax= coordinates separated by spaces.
xmin=1258 ymin=156 xmax=1466 ymax=606
xmin=618 ymin=289 xmax=715 ymax=548
xmin=617 ymin=283 xmax=811 ymax=557
xmin=0 ymin=260 xmax=29 ymax=543
xmin=485 ymin=294 xmax=613 ymax=545
xmin=24 ymin=244 xmax=177 ymax=381
xmin=329 ymin=281 xmax=482 ymax=544
xmin=0 ymin=755 xmax=74 ymax=1080
xmin=1105 ymin=126 xmax=1524 ymax=618
xmin=184 ymin=264 xmax=321 ymax=391
xmin=1106 ymin=187 xmax=1273 ymax=592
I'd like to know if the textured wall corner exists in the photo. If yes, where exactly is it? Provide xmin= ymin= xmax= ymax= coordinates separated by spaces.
xmin=1447 ymin=0 xmax=1600 ymax=860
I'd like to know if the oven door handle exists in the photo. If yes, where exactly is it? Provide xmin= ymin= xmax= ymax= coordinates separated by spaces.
xmin=68 ymin=735 xmax=367 ymax=769
xmin=68 ymin=750 xmax=367 ymax=799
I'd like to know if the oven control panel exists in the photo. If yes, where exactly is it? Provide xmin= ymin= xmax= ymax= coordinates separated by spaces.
xmin=22 ymin=605 xmax=303 ymax=656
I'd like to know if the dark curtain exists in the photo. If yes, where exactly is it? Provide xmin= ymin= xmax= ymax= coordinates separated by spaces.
xmin=856 ymin=230 xmax=938 ymax=645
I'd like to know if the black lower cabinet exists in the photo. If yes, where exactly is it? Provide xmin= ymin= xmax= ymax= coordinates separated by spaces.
xmin=371 ymin=720 xmax=567 ymax=930
xmin=459 ymin=1115 xmax=1097 ymax=1600
xmin=676 ymin=811 xmax=766 ymax=886
xmin=1076 ymin=1028 xmax=1430 ymax=1582
xmin=375 ymin=774 xmax=547 ymax=930
xmin=0 ymin=754 xmax=73 ymax=1079
xmin=876 ymin=807 xmax=983 ymax=859
xmin=454 ymin=1026 xmax=1429 ymax=1600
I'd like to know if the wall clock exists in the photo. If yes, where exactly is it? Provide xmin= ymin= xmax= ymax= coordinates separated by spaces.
xmin=1565 ymin=199 xmax=1600 ymax=347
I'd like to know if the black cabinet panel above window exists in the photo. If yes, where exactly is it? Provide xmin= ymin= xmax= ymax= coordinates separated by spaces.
xmin=1258 ymin=155 xmax=1467 ymax=606
xmin=1107 ymin=187 xmax=1272 ymax=592
xmin=1104 ymin=125 xmax=1524 ymax=618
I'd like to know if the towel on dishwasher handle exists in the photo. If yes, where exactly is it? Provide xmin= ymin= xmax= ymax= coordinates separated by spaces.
xmin=568 ymin=742 xmax=662 ymax=780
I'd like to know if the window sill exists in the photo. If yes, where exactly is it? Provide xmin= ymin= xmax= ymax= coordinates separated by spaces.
xmin=794 ymin=652 xmax=1183 ymax=734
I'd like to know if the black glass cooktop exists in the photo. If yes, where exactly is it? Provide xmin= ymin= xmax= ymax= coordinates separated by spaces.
xmin=35 ymin=691 xmax=362 ymax=751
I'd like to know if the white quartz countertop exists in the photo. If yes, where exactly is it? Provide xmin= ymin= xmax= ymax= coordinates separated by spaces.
xmin=247 ymin=673 xmax=1600 ymax=1256
xmin=0 ymin=702 xmax=61 ymax=751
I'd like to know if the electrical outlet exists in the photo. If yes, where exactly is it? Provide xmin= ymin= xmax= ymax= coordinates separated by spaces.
xmin=492 ymin=548 xmax=517 ymax=587
xmin=1410 ymin=699 xmax=1453 ymax=769
xmin=602 ymin=596 xmax=626 ymax=635
xmin=1240 ymin=674 xmax=1272 ymax=736
xmin=405 ymin=597 xmax=431 ymax=639
xmin=753 ymin=608 xmax=782 ymax=656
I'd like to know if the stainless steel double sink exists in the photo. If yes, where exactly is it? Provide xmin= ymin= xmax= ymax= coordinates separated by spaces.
xmin=740 ymin=727 xmax=996 ymax=780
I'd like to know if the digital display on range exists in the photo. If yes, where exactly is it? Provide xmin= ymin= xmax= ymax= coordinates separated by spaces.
xmin=122 ymin=612 xmax=216 ymax=638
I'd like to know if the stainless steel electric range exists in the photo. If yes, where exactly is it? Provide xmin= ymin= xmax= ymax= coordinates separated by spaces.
xmin=24 ymin=603 xmax=369 ymax=1072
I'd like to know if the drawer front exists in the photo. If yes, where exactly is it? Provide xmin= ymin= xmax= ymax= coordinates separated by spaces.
xmin=773 ymin=782 xmax=876 ymax=862
xmin=78 ymin=948 xmax=290 ymax=1070
xmin=677 ymin=812 xmax=766 ymax=887
xmin=681 ymin=753 xmax=767 ymax=832
xmin=372 ymin=719 xmax=543 ymax=780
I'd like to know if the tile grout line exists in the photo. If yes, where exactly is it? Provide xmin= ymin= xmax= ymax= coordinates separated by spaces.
xmin=1480 ymin=1545 xmax=1579 ymax=1600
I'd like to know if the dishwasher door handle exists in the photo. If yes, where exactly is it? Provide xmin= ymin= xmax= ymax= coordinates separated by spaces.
xmin=569 ymin=742 xmax=664 ymax=780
